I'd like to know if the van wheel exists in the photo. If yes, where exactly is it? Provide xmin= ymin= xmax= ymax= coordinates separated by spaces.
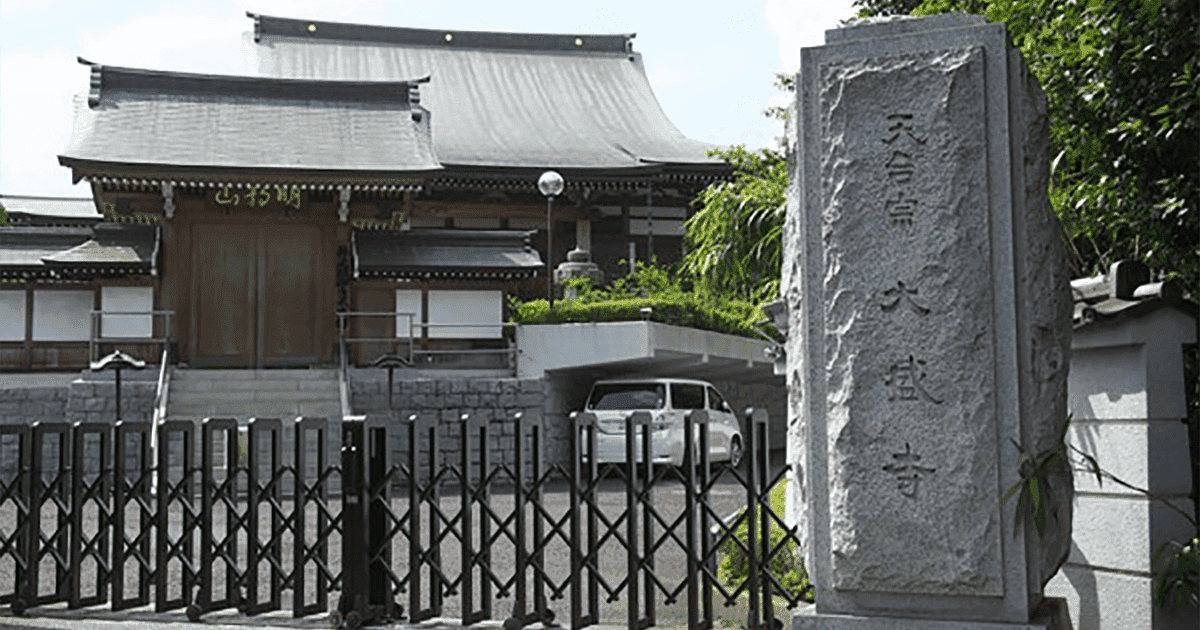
xmin=728 ymin=436 xmax=743 ymax=469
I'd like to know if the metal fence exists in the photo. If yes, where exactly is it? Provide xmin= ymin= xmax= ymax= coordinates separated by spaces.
xmin=0 ymin=408 xmax=808 ymax=629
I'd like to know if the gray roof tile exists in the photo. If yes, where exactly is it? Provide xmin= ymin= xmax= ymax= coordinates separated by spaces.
xmin=253 ymin=15 xmax=720 ymax=171
xmin=355 ymin=229 xmax=542 ymax=279
xmin=60 ymin=64 xmax=441 ymax=174
xmin=0 ymin=195 xmax=100 ymax=219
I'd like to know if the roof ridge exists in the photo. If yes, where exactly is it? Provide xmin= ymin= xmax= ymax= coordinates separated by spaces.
xmin=249 ymin=13 xmax=635 ymax=55
xmin=0 ymin=194 xmax=93 ymax=202
xmin=77 ymin=59 xmax=431 ymax=109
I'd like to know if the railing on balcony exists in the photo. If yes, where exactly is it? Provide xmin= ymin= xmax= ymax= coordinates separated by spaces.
xmin=336 ymin=311 xmax=517 ymax=370
xmin=88 ymin=310 xmax=174 ymax=366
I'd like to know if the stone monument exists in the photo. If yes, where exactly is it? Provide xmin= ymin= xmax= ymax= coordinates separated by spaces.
xmin=783 ymin=15 xmax=1073 ymax=629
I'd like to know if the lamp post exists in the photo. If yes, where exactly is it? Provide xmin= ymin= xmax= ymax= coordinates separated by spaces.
xmin=370 ymin=352 xmax=410 ymax=410
xmin=538 ymin=170 xmax=564 ymax=311
xmin=91 ymin=349 xmax=147 ymax=423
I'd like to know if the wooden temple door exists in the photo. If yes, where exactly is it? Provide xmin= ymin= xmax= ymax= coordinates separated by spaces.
xmin=191 ymin=223 xmax=326 ymax=368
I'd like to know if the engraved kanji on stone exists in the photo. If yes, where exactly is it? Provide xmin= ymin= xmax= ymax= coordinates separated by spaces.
xmin=884 ymin=191 xmax=918 ymax=226
xmin=882 ymin=113 xmax=927 ymax=146
xmin=881 ymin=280 xmax=930 ymax=315
xmin=885 ymin=355 xmax=943 ymax=404
xmin=882 ymin=442 xmax=936 ymax=498
xmin=885 ymin=150 xmax=916 ymax=183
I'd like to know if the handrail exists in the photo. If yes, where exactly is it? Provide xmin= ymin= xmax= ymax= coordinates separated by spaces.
xmin=337 ymin=311 xmax=519 ymax=371
xmin=338 ymin=331 xmax=351 ymax=422
xmin=152 ymin=346 xmax=170 ymax=427
xmin=337 ymin=311 xmax=417 ymax=365
xmin=89 ymin=310 xmax=174 ymax=366
xmin=150 ymin=345 xmax=171 ymax=497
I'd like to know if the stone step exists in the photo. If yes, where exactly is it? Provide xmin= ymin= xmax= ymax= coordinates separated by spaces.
xmin=168 ymin=402 xmax=340 ymax=418
xmin=170 ymin=380 xmax=339 ymax=394
xmin=171 ymin=369 xmax=337 ymax=381
xmin=166 ymin=368 xmax=342 ymax=422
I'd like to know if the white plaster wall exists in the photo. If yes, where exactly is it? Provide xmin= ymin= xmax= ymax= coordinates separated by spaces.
xmin=32 ymin=290 xmax=92 ymax=341
xmin=0 ymin=290 xmax=25 ymax=341
xmin=1069 ymin=344 xmax=1148 ymax=419
xmin=1068 ymin=419 xmax=1193 ymax=496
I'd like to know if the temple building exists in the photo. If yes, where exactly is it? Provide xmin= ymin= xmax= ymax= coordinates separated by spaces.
xmin=1 ymin=13 xmax=728 ymax=372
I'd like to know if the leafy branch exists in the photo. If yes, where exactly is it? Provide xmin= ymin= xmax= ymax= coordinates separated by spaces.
xmin=1001 ymin=415 xmax=1072 ymax=538
xmin=1004 ymin=414 xmax=1199 ymax=609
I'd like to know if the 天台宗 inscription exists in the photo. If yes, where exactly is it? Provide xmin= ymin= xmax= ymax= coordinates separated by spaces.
xmin=820 ymin=45 xmax=1004 ymax=596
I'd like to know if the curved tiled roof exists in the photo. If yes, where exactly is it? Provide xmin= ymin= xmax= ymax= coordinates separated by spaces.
xmin=60 ymin=63 xmax=440 ymax=175
xmin=0 ymin=223 xmax=156 ymax=279
xmin=251 ymin=14 xmax=722 ymax=172
xmin=354 ymin=229 xmax=543 ymax=279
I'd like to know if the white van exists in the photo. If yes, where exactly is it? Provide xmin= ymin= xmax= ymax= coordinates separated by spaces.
xmin=581 ymin=378 xmax=742 ymax=467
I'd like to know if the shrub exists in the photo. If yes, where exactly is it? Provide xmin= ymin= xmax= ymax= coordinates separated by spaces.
xmin=716 ymin=479 xmax=813 ymax=605
xmin=509 ymin=261 xmax=777 ymax=341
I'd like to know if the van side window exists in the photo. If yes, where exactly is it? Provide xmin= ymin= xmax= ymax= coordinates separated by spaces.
xmin=671 ymin=383 xmax=705 ymax=410
xmin=707 ymin=387 xmax=728 ymax=411
xmin=588 ymin=383 xmax=665 ymax=410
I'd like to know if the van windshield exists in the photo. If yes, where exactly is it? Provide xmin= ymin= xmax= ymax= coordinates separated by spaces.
xmin=587 ymin=383 xmax=665 ymax=410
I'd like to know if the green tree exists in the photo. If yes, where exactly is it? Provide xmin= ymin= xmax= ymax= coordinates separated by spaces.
xmin=682 ymin=146 xmax=787 ymax=304
xmin=854 ymin=0 xmax=1199 ymax=300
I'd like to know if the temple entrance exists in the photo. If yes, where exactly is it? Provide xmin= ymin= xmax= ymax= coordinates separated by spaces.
xmin=190 ymin=223 xmax=327 ymax=368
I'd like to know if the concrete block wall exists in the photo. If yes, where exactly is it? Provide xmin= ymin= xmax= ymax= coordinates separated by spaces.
xmin=1045 ymin=307 xmax=1198 ymax=629
xmin=349 ymin=370 xmax=548 ymax=480
xmin=0 ymin=385 xmax=69 ymax=425
xmin=0 ymin=374 xmax=154 ymax=481
xmin=65 ymin=378 xmax=156 ymax=425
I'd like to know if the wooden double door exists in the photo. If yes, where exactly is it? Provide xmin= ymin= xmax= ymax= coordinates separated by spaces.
xmin=190 ymin=223 xmax=331 ymax=368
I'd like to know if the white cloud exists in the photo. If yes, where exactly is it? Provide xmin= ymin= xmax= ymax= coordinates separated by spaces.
xmin=764 ymin=0 xmax=858 ymax=73
xmin=0 ymin=0 xmax=54 ymax=20
xmin=76 ymin=6 xmax=247 ymax=74
xmin=0 ymin=48 xmax=90 ymax=195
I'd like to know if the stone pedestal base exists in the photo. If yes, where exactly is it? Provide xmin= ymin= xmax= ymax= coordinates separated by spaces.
xmin=794 ymin=598 xmax=1071 ymax=630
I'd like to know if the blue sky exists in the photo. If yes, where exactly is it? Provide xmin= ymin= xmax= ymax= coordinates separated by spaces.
xmin=0 ymin=0 xmax=858 ymax=197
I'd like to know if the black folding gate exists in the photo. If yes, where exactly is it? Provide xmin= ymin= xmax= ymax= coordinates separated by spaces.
xmin=0 ymin=408 xmax=809 ymax=629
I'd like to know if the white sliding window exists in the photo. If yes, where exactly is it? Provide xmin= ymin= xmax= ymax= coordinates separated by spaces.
xmin=101 ymin=286 xmax=154 ymax=338
xmin=395 ymin=289 xmax=422 ymax=339
xmin=0 ymin=291 xmax=26 ymax=341
xmin=32 ymin=290 xmax=93 ymax=341
xmin=427 ymin=290 xmax=502 ymax=339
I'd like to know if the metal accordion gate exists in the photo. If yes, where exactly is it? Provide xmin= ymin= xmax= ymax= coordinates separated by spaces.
xmin=0 ymin=409 xmax=810 ymax=629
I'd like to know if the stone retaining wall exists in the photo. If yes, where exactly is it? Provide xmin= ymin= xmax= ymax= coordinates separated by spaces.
xmin=349 ymin=372 xmax=549 ymax=476
xmin=0 ymin=386 xmax=69 ymax=425
xmin=65 ymin=379 xmax=156 ymax=425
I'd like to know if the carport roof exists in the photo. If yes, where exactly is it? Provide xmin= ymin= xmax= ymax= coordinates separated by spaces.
xmin=517 ymin=321 xmax=781 ymax=385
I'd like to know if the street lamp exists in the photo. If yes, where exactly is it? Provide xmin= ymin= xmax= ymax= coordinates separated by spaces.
xmin=538 ymin=170 xmax=564 ymax=311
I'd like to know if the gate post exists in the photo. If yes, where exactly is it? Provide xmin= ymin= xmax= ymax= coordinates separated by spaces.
xmin=338 ymin=416 xmax=398 ymax=629
xmin=625 ymin=410 xmax=652 ymax=630
xmin=338 ymin=417 xmax=367 ymax=629
xmin=684 ymin=409 xmax=709 ymax=630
